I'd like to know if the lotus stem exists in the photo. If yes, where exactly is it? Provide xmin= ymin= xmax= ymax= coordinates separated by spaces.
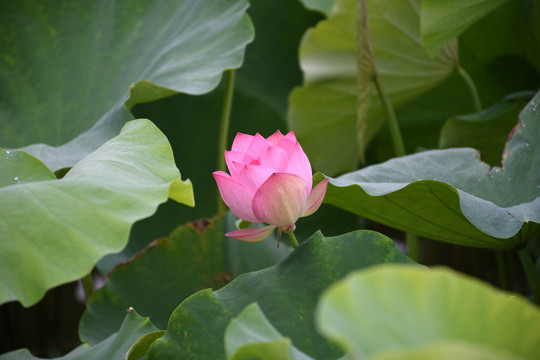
xmin=81 ymin=272 xmax=94 ymax=302
xmin=288 ymin=232 xmax=300 ymax=249
xmin=517 ymin=246 xmax=540 ymax=304
xmin=456 ymin=66 xmax=482 ymax=113
xmin=217 ymin=70 xmax=236 ymax=214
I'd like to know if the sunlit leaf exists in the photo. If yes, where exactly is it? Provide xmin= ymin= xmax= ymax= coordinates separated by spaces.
xmin=289 ymin=0 xmax=456 ymax=175
xmin=0 ymin=120 xmax=193 ymax=306
xmin=317 ymin=266 xmax=540 ymax=359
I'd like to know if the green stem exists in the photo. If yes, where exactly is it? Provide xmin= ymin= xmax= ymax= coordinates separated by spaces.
xmin=373 ymin=73 xmax=419 ymax=261
xmin=456 ymin=66 xmax=482 ymax=113
xmin=81 ymin=272 xmax=94 ymax=302
xmin=495 ymin=251 xmax=511 ymax=291
xmin=406 ymin=233 xmax=419 ymax=263
xmin=217 ymin=70 xmax=236 ymax=214
xmin=517 ymin=247 xmax=540 ymax=304
xmin=288 ymin=232 xmax=300 ymax=249
xmin=372 ymin=73 xmax=406 ymax=157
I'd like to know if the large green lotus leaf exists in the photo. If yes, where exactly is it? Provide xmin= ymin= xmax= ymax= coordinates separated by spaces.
xmin=439 ymin=91 xmax=532 ymax=166
xmin=316 ymin=266 xmax=540 ymax=360
xmin=372 ymin=342 xmax=525 ymax=360
xmin=0 ymin=310 xmax=158 ymax=360
xmin=0 ymin=0 xmax=253 ymax=170
xmin=320 ymin=91 xmax=540 ymax=249
xmin=288 ymin=0 xmax=456 ymax=175
xmin=79 ymin=216 xmax=227 ymax=345
xmin=0 ymin=149 xmax=55 ymax=187
xmin=146 ymin=230 xmax=417 ymax=360
xmin=420 ymin=0 xmax=508 ymax=56
xmin=0 ymin=119 xmax=193 ymax=306
xmin=82 ymin=211 xmax=292 ymax=345
xmin=225 ymin=303 xmax=314 ymax=360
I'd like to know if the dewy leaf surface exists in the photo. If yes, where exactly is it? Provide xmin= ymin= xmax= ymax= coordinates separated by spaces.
xmin=147 ymin=230 xmax=417 ymax=360
xmin=0 ymin=0 xmax=253 ymax=170
xmin=0 ymin=119 xmax=194 ymax=306
xmin=288 ymin=0 xmax=456 ymax=175
xmin=421 ymin=0 xmax=509 ymax=56
xmin=0 ymin=310 xmax=158 ymax=360
xmin=317 ymin=266 xmax=540 ymax=360
xmin=321 ymin=91 xmax=540 ymax=248
xmin=0 ymin=149 xmax=55 ymax=187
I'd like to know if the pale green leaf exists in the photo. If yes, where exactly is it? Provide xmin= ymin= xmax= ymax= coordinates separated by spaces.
xmin=317 ymin=266 xmax=540 ymax=359
xmin=0 ymin=119 xmax=193 ymax=306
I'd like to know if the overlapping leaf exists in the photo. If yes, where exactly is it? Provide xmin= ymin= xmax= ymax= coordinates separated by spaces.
xmin=79 ymin=216 xmax=228 ymax=344
xmin=288 ymin=0 xmax=456 ymax=175
xmin=224 ymin=303 xmax=314 ymax=360
xmin=420 ymin=0 xmax=509 ymax=56
xmin=317 ymin=266 xmax=540 ymax=359
xmin=320 ymin=91 xmax=540 ymax=248
xmin=439 ymin=91 xmax=532 ymax=166
xmin=0 ymin=0 xmax=253 ymax=170
xmin=147 ymin=230 xmax=416 ymax=359
xmin=0 ymin=120 xmax=193 ymax=306
xmin=0 ymin=310 xmax=158 ymax=360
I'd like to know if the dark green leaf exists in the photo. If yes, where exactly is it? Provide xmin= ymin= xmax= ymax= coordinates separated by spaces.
xmin=225 ymin=303 xmax=313 ymax=360
xmin=439 ymin=91 xmax=533 ymax=166
xmin=420 ymin=0 xmax=508 ymax=56
xmin=321 ymin=91 xmax=540 ymax=248
xmin=79 ymin=216 xmax=226 ymax=344
xmin=0 ymin=0 xmax=253 ymax=170
xmin=147 ymin=230 xmax=417 ymax=359
xmin=0 ymin=310 xmax=158 ymax=360
xmin=126 ymin=330 xmax=166 ymax=360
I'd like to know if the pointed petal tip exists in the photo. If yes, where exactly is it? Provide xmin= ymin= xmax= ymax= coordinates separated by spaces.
xmin=226 ymin=225 xmax=277 ymax=242
xmin=302 ymin=178 xmax=328 ymax=218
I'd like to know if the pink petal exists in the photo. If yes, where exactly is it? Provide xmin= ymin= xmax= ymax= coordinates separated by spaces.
xmin=213 ymin=171 xmax=259 ymax=222
xmin=226 ymin=225 xmax=277 ymax=242
xmin=302 ymin=179 xmax=328 ymax=217
xmin=231 ymin=133 xmax=254 ymax=153
xmin=246 ymin=133 xmax=271 ymax=159
xmin=283 ymin=131 xmax=297 ymax=142
xmin=266 ymin=130 xmax=284 ymax=145
xmin=252 ymin=173 xmax=309 ymax=227
xmin=236 ymin=164 xmax=275 ymax=189
xmin=284 ymin=141 xmax=312 ymax=190
xmin=275 ymin=136 xmax=296 ymax=155
xmin=225 ymin=151 xmax=249 ymax=176
xmin=260 ymin=146 xmax=288 ymax=172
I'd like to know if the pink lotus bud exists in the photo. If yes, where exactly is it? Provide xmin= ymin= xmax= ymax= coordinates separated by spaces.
xmin=213 ymin=131 xmax=328 ymax=242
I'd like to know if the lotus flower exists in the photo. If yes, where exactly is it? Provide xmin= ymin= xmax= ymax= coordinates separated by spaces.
xmin=213 ymin=131 xmax=328 ymax=243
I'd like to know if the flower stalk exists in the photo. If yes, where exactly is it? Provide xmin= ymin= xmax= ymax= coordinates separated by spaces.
xmin=217 ymin=69 xmax=236 ymax=214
